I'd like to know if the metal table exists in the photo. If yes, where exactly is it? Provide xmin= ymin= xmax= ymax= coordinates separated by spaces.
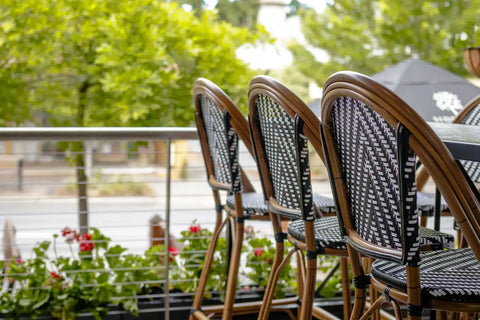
xmin=427 ymin=122 xmax=480 ymax=231
xmin=429 ymin=122 xmax=480 ymax=162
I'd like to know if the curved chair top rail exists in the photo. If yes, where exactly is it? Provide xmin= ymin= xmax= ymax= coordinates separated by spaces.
xmin=248 ymin=76 xmax=325 ymax=161
xmin=455 ymin=94 xmax=480 ymax=124
xmin=193 ymin=78 xmax=253 ymax=157
xmin=321 ymin=71 xmax=480 ymax=263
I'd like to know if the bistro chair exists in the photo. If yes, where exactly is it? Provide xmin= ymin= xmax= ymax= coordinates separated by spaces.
xmin=248 ymin=75 xmax=351 ymax=320
xmin=248 ymin=75 xmax=454 ymax=320
xmin=320 ymin=71 xmax=480 ymax=320
xmin=191 ymin=78 xmax=301 ymax=320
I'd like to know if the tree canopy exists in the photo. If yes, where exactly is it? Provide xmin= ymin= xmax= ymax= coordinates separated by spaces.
xmin=0 ymin=0 xmax=262 ymax=127
xmin=290 ymin=0 xmax=480 ymax=86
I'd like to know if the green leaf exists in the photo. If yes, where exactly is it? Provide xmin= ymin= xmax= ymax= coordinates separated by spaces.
xmin=32 ymin=292 xmax=50 ymax=309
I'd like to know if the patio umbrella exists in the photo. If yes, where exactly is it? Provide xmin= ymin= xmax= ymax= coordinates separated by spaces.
xmin=371 ymin=58 xmax=480 ymax=122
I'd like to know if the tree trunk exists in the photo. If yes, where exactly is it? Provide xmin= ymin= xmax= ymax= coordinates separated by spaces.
xmin=76 ymin=81 xmax=89 ymax=234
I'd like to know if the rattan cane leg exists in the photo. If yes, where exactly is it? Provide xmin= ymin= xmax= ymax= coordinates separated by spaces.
xmin=296 ymin=249 xmax=306 ymax=319
xmin=406 ymin=266 xmax=422 ymax=320
xmin=340 ymin=257 xmax=352 ymax=320
xmin=222 ymin=195 xmax=245 ymax=320
xmin=189 ymin=213 xmax=229 ymax=320
xmin=258 ymin=246 xmax=296 ymax=320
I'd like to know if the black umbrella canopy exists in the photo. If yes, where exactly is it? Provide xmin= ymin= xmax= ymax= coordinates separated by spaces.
xmin=372 ymin=58 xmax=480 ymax=122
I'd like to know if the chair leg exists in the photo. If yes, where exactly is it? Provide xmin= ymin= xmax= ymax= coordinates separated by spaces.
xmin=189 ymin=216 xmax=229 ymax=320
xmin=359 ymin=296 xmax=386 ymax=320
xmin=340 ymin=257 xmax=352 ymax=320
xmin=221 ymin=217 xmax=244 ymax=320
xmin=391 ymin=300 xmax=402 ymax=320
xmin=350 ymin=287 xmax=367 ymax=320
xmin=299 ymin=255 xmax=316 ymax=320
xmin=349 ymin=248 xmax=367 ymax=320
xmin=420 ymin=215 xmax=428 ymax=227
xmin=296 ymin=249 xmax=306 ymax=320
xmin=449 ymin=312 xmax=460 ymax=320
xmin=257 ymin=245 xmax=295 ymax=320
xmin=437 ymin=311 xmax=447 ymax=320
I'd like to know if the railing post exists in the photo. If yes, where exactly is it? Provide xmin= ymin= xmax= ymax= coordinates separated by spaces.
xmin=17 ymin=159 xmax=23 ymax=192
xmin=164 ymin=138 xmax=172 ymax=320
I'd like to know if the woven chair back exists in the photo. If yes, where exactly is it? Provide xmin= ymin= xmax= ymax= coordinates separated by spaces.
xmin=249 ymin=77 xmax=315 ymax=221
xmin=326 ymin=94 xmax=420 ymax=265
xmin=322 ymin=71 xmax=480 ymax=265
xmin=194 ymin=79 xmax=242 ymax=194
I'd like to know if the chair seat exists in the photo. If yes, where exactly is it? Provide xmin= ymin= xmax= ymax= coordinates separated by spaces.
xmin=418 ymin=227 xmax=454 ymax=249
xmin=372 ymin=248 xmax=480 ymax=303
xmin=288 ymin=216 xmax=346 ymax=252
xmin=226 ymin=192 xmax=269 ymax=216
xmin=417 ymin=191 xmax=449 ymax=216
xmin=288 ymin=217 xmax=454 ymax=253
xmin=312 ymin=193 xmax=336 ymax=213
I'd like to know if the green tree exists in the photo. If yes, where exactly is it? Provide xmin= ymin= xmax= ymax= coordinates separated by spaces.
xmin=290 ymin=0 xmax=480 ymax=86
xmin=216 ymin=0 xmax=259 ymax=30
xmin=0 ymin=0 xmax=262 ymax=231
xmin=173 ymin=0 xmax=306 ymax=30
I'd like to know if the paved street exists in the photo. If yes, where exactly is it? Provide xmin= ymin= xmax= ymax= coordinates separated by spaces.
xmin=0 ymin=162 xmax=456 ymax=260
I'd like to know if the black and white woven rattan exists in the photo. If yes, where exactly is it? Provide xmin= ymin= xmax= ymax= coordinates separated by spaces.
xmin=191 ymin=78 xmax=279 ymax=320
xmin=249 ymin=77 xmax=352 ymax=320
xmin=321 ymin=71 xmax=480 ymax=320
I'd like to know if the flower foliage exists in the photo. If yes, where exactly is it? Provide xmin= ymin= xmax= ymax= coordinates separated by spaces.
xmin=244 ymin=235 xmax=296 ymax=298
xmin=0 ymin=227 xmax=166 ymax=319
xmin=171 ymin=221 xmax=228 ymax=295
xmin=0 ymin=222 xmax=343 ymax=318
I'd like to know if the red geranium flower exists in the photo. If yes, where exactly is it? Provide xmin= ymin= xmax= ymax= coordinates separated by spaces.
xmin=79 ymin=233 xmax=92 ymax=241
xmin=168 ymin=246 xmax=179 ymax=256
xmin=15 ymin=259 xmax=23 ymax=264
xmin=189 ymin=224 xmax=201 ymax=233
xmin=50 ymin=271 xmax=62 ymax=280
xmin=62 ymin=227 xmax=79 ymax=243
xmin=61 ymin=227 xmax=72 ymax=236
xmin=254 ymin=247 xmax=263 ymax=257
xmin=168 ymin=246 xmax=179 ymax=261
xmin=79 ymin=233 xmax=94 ymax=252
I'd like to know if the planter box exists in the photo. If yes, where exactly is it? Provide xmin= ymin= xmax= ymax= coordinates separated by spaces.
xmin=1 ymin=290 xmax=345 ymax=320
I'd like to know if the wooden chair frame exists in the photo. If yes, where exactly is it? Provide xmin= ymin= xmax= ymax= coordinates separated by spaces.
xmin=190 ymin=78 xmax=294 ymax=320
xmin=320 ymin=71 xmax=480 ymax=320
xmin=248 ymin=76 xmax=351 ymax=320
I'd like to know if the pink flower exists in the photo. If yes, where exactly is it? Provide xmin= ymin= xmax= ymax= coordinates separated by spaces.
xmin=244 ymin=225 xmax=255 ymax=236
xmin=254 ymin=248 xmax=263 ymax=257
xmin=61 ymin=227 xmax=72 ymax=237
xmin=62 ymin=227 xmax=79 ymax=243
xmin=189 ymin=224 xmax=201 ymax=233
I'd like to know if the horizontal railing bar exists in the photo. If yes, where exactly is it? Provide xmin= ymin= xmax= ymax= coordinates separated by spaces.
xmin=0 ymin=127 xmax=198 ymax=141
xmin=0 ymin=208 xmax=216 ymax=216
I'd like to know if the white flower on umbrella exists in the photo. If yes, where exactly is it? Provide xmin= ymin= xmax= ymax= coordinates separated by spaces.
xmin=432 ymin=91 xmax=463 ymax=115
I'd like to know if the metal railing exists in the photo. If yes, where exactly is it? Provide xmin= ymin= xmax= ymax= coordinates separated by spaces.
xmin=0 ymin=126 xmax=308 ymax=319
xmin=0 ymin=127 xmax=457 ymax=319
xmin=0 ymin=126 xmax=364 ymax=320
xmin=0 ymin=127 xmax=210 ymax=320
